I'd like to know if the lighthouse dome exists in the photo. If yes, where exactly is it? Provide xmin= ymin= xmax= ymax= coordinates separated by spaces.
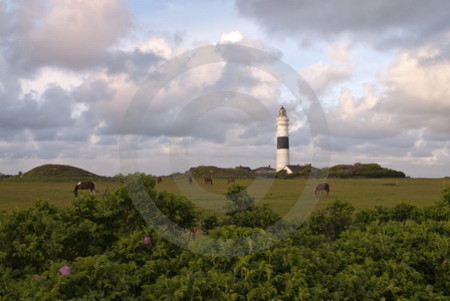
xmin=278 ymin=106 xmax=287 ymax=117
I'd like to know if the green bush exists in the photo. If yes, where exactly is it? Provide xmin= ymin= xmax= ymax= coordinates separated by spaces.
xmin=1 ymin=175 xmax=449 ymax=299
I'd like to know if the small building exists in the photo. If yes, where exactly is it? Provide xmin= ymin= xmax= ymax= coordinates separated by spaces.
xmin=253 ymin=165 xmax=276 ymax=174
xmin=236 ymin=165 xmax=252 ymax=172
xmin=281 ymin=164 xmax=304 ymax=174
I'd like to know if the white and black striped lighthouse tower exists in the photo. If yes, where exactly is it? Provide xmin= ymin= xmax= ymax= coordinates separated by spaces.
xmin=276 ymin=106 xmax=290 ymax=171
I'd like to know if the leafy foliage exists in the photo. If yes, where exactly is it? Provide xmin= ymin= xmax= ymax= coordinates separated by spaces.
xmin=224 ymin=184 xmax=282 ymax=229
xmin=1 ymin=175 xmax=449 ymax=299
xmin=224 ymin=184 xmax=255 ymax=213
xmin=308 ymin=199 xmax=355 ymax=240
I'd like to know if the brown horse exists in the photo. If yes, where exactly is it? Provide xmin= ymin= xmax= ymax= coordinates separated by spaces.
xmin=74 ymin=181 xmax=96 ymax=197
xmin=204 ymin=176 xmax=213 ymax=184
xmin=156 ymin=177 xmax=162 ymax=183
xmin=313 ymin=183 xmax=330 ymax=197
xmin=227 ymin=177 xmax=235 ymax=184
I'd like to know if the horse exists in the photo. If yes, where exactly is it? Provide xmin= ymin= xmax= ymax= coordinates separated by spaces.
xmin=227 ymin=177 xmax=235 ymax=184
xmin=73 ymin=181 xmax=96 ymax=197
xmin=313 ymin=183 xmax=330 ymax=197
xmin=156 ymin=177 xmax=162 ymax=183
xmin=204 ymin=176 xmax=213 ymax=185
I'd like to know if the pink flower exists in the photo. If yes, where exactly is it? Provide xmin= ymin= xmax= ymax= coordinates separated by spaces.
xmin=143 ymin=236 xmax=152 ymax=245
xmin=59 ymin=265 xmax=71 ymax=275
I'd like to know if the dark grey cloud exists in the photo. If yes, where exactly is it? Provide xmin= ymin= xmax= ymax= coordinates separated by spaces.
xmin=71 ymin=79 xmax=115 ymax=104
xmin=236 ymin=0 xmax=450 ymax=49
xmin=107 ymin=88 xmax=275 ymax=143
xmin=0 ymin=61 xmax=114 ymax=145
xmin=214 ymin=63 xmax=261 ymax=91
xmin=99 ymin=43 xmax=283 ymax=142
xmin=0 ymin=85 xmax=73 ymax=131
xmin=105 ymin=49 xmax=164 ymax=82
xmin=322 ymin=132 xmax=418 ymax=154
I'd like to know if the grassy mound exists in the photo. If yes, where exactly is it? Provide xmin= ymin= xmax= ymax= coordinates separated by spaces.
xmin=328 ymin=163 xmax=406 ymax=178
xmin=21 ymin=164 xmax=107 ymax=182
xmin=276 ymin=163 xmax=406 ymax=179
xmin=187 ymin=165 xmax=255 ymax=179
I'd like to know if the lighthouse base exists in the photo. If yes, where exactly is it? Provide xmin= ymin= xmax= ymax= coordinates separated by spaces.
xmin=276 ymin=149 xmax=289 ymax=171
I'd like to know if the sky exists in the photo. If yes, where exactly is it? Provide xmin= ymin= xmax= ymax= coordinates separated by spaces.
xmin=1 ymin=0 xmax=450 ymax=178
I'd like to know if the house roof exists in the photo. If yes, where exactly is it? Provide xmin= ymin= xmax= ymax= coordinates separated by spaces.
xmin=284 ymin=164 xmax=304 ymax=172
xmin=253 ymin=166 xmax=276 ymax=172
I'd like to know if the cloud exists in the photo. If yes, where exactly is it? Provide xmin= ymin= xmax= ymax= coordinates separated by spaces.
xmin=323 ymin=47 xmax=450 ymax=136
xmin=300 ymin=43 xmax=353 ymax=95
xmin=220 ymin=31 xmax=244 ymax=44
xmin=315 ymin=47 xmax=450 ymax=175
xmin=233 ymin=0 xmax=450 ymax=176
xmin=98 ymin=38 xmax=285 ymax=141
xmin=4 ymin=0 xmax=132 ymax=73
xmin=0 ymin=85 xmax=72 ymax=132
xmin=236 ymin=0 xmax=450 ymax=49
xmin=1 ymin=28 xmax=288 ymax=176
xmin=1 ymin=0 xmax=447 ymax=178
xmin=379 ymin=48 xmax=450 ymax=136
xmin=104 ymin=48 xmax=164 ymax=82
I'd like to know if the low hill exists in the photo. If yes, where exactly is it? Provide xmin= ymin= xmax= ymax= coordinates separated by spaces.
xmin=186 ymin=165 xmax=255 ymax=179
xmin=327 ymin=163 xmax=406 ymax=178
xmin=276 ymin=163 xmax=405 ymax=179
xmin=21 ymin=164 xmax=108 ymax=182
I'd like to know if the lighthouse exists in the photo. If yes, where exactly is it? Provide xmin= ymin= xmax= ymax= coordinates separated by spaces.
xmin=276 ymin=106 xmax=290 ymax=171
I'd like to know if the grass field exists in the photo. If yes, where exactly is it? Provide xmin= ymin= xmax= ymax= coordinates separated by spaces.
xmin=0 ymin=181 xmax=121 ymax=211
xmin=1 ymin=178 xmax=448 ymax=215
xmin=158 ymin=177 xmax=449 ymax=218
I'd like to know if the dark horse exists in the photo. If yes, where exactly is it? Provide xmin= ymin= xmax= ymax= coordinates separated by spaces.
xmin=313 ymin=183 xmax=330 ymax=197
xmin=227 ymin=177 xmax=235 ymax=184
xmin=73 ymin=181 xmax=96 ymax=197
xmin=204 ymin=176 xmax=213 ymax=184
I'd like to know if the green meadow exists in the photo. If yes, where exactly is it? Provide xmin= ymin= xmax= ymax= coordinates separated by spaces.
xmin=0 ymin=181 xmax=121 ymax=211
xmin=157 ymin=177 xmax=449 ymax=218
xmin=1 ymin=177 xmax=448 ymax=215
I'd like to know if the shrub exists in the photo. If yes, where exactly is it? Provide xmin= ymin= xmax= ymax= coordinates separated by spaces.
xmin=224 ymin=184 xmax=255 ymax=213
xmin=308 ymin=200 xmax=355 ymax=240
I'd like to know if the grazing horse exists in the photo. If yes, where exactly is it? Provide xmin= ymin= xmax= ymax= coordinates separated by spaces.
xmin=204 ymin=176 xmax=213 ymax=185
xmin=156 ymin=177 xmax=162 ymax=183
xmin=74 ymin=181 xmax=96 ymax=197
xmin=313 ymin=183 xmax=330 ymax=197
xmin=227 ymin=177 xmax=235 ymax=184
